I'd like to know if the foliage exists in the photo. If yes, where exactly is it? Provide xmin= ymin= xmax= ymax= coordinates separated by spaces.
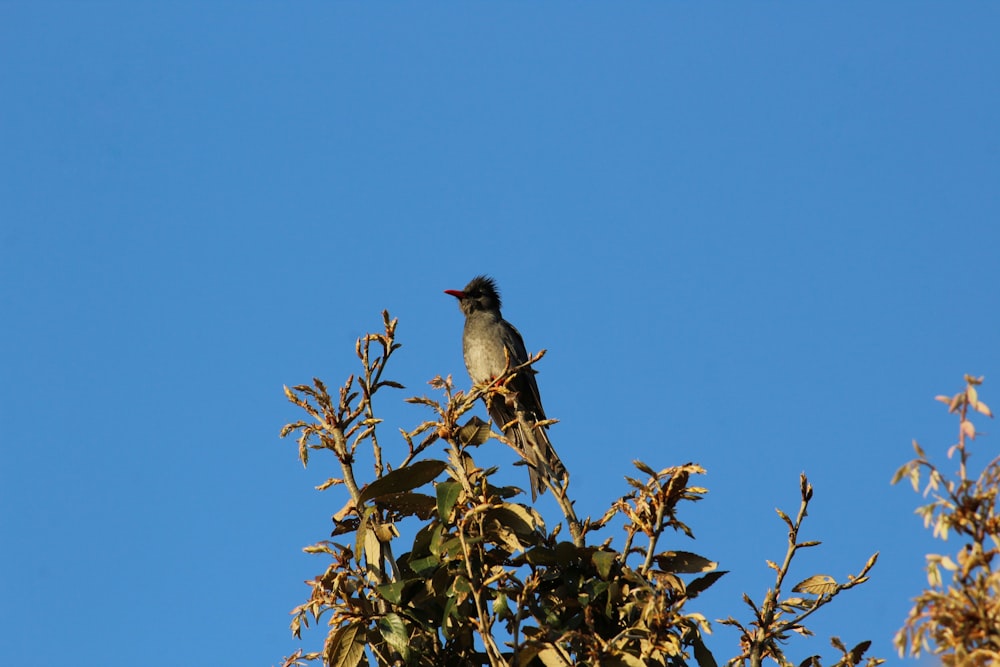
xmin=279 ymin=312 xmax=879 ymax=667
xmin=720 ymin=473 xmax=880 ymax=667
xmin=893 ymin=375 xmax=999 ymax=665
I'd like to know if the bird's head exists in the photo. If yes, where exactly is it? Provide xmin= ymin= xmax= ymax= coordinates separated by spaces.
xmin=444 ymin=275 xmax=502 ymax=315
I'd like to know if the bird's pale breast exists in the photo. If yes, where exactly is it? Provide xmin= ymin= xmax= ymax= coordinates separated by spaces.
xmin=463 ymin=317 xmax=510 ymax=383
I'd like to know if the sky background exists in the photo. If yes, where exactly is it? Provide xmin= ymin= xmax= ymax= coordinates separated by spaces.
xmin=2 ymin=4 xmax=998 ymax=666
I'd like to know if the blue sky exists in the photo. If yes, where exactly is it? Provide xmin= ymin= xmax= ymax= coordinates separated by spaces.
xmin=2 ymin=4 xmax=998 ymax=666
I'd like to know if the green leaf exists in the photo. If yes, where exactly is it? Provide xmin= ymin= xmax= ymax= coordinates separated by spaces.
xmin=591 ymin=550 xmax=617 ymax=579
xmin=325 ymin=621 xmax=367 ymax=667
xmin=441 ymin=596 xmax=458 ymax=639
xmin=429 ymin=523 xmax=446 ymax=558
xmin=493 ymin=592 xmax=510 ymax=618
xmin=359 ymin=460 xmax=447 ymax=503
xmin=407 ymin=554 xmax=440 ymax=576
xmin=377 ymin=579 xmax=422 ymax=605
xmin=524 ymin=544 xmax=557 ymax=566
xmin=436 ymin=482 xmax=463 ymax=523
xmin=450 ymin=575 xmax=473 ymax=596
xmin=378 ymin=613 xmax=410 ymax=662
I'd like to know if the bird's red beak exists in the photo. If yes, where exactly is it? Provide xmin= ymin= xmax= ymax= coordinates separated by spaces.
xmin=444 ymin=289 xmax=465 ymax=299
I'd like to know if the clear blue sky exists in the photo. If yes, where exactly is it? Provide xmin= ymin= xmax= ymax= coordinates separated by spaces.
xmin=2 ymin=4 xmax=998 ymax=666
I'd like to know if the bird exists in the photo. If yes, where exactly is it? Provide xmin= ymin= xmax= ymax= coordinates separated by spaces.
xmin=444 ymin=275 xmax=567 ymax=499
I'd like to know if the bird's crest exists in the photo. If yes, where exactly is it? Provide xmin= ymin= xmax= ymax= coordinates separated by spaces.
xmin=464 ymin=275 xmax=501 ymax=309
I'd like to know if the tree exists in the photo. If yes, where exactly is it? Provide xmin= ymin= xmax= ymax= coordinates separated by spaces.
xmin=893 ymin=375 xmax=999 ymax=665
xmin=279 ymin=313 xmax=880 ymax=667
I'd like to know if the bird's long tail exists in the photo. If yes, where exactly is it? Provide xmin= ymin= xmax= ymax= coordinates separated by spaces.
xmin=511 ymin=415 xmax=566 ymax=501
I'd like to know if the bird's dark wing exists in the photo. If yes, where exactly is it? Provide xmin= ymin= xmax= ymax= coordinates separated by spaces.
xmin=499 ymin=318 xmax=547 ymax=420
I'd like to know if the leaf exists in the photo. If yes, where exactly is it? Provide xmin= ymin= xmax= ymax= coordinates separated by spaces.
xmin=487 ymin=483 xmax=522 ymax=499
xmin=376 ymin=579 xmax=421 ymax=605
xmin=378 ymin=613 xmax=410 ymax=662
xmin=633 ymin=459 xmax=657 ymax=476
xmin=889 ymin=464 xmax=908 ymax=486
xmin=484 ymin=506 xmax=541 ymax=552
xmin=535 ymin=644 xmax=574 ymax=667
xmin=333 ymin=498 xmax=357 ymax=522
xmin=591 ymin=550 xmax=617 ymax=579
xmin=800 ymin=472 xmax=813 ymax=501
xmin=523 ymin=541 xmax=580 ymax=567
xmin=377 ymin=380 xmax=405 ymax=390
xmin=457 ymin=416 xmax=492 ymax=447
xmin=779 ymin=597 xmax=814 ymax=612
xmin=363 ymin=527 xmax=382 ymax=570
xmin=436 ymin=482 xmax=463 ymax=523
xmin=440 ymin=596 xmax=457 ymax=640
xmin=358 ymin=459 xmax=447 ymax=503
xmin=450 ymin=574 xmax=473 ymax=596
xmin=927 ymin=559 xmax=942 ymax=587
xmin=325 ymin=621 xmax=367 ymax=667
xmin=355 ymin=509 xmax=370 ymax=566
xmin=406 ymin=554 xmax=440 ymax=576
xmin=974 ymin=400 xmax=993 ymax=417
xmin=692 ymin=632 xmax=718 ymax=667
xmin=331 ymin=517 xmax=360 ymax=537
xmin=848 ymin=640 xmax=872 ymax=662
xmin=490 ymin=503 xmax=540 ymax=535
xmin=373 ymin=522 xmax=398 ymax=542
xmin=493 ymin=592 xmax=510 ymax=618
xmin=687 ymin=570 xmax=728 ymax=597
xmin=650 ymin=570 xmax=686 ymax=593
xmin=524 ymin=544 xmax=558 ymax=566
xmin=653 ymin=551 xmax=717 ymax=573
xmin=602 ymin=654 xmax=646 ymax=667
xmin=374 ymin=492 xmax=437 ymax=520
xmin=303 ymin=542 xmax=335 ymax=555
xmin=316 ymin=477 xmax=343 ymax=491
xmin=792 ymin=574 xmax=838 ymax=596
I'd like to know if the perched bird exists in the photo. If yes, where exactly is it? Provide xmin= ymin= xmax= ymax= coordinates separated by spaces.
xmin=445 ymin=275 xmax=566 ymax=499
